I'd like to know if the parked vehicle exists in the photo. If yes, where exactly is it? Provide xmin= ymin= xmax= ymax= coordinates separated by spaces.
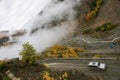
xmin=88 ymin=62 xmax=106 ymax=71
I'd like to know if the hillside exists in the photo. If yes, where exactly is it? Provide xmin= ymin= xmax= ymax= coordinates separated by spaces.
xmin=0 ymin=0 xmax=120 ymax=49
xmin=61 ymin=0 xmax=120 ymax=49
xmin=73 ymin=0 xmax=119 ymax=36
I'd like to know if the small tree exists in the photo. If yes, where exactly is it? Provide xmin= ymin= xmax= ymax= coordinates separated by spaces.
xmin=20 ymin=42 xmax=37 ymax=64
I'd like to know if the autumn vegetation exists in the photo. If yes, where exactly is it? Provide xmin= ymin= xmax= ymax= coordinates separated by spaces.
xmin=19 ymin=42 xmax=87 ymax=64
xmin=42 ymin=71 xmax=68 ymax=80
xmin=86 ymin=0 xmax=103 ymax=21
xmin=40 ymin=70 xmax=96 ymax=80
xmin=40 ymin=44 xmax=86 ymax=59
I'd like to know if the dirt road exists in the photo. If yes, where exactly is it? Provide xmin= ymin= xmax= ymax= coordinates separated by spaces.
xmin=38 ymin=58 xmax=120 ymax=80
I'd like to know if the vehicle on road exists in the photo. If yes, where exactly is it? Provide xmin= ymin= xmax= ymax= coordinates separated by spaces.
xmin=88 ymin=62 xmax=106 ymax=71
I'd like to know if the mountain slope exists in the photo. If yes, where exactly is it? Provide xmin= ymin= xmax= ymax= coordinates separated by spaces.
xmin=61 ymin=0 xmax=120 ymax=49
xmin=75 ymin=0 xmax=120 ymax=38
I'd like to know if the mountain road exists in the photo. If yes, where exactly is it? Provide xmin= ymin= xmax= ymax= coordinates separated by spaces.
xmin=37 ymin=58 xmax=120 ymax=80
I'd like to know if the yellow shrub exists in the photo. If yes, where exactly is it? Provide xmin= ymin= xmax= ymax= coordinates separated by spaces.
xmin=63 ymin=72 xmax=68 ymax=78
xmin=69 ymin=48 xmax=76 ymax=54
xmin=41 ymin=44 xmax=86 ymax=59
xmin=42 ymin=71 xmax=51 ymax=80
xmin=86 ymin=0 xmax=103 ymax=21
xmin=42 ymin=71 xmax=69 ymax=80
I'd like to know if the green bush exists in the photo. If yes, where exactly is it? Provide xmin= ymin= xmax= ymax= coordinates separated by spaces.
xmin=20 ymin=42 xmax=38 ymax=64
xmin=96 ymin=22 xmax=116 ymax=32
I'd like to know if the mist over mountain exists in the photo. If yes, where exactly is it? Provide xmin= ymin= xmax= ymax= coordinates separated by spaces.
xmin=0 ymin=0 xmax=50 ymax=31
xmin=0 ymin=0 xmax=80 ymax=60
xmin=0 ymin=0 xmax=120 ymax=60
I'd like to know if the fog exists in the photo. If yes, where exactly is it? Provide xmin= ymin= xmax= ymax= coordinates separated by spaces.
xmin=0 ymin=0 xmax=50 ymax=31
xmin=0 ymin=0 xmax=80 ymax=60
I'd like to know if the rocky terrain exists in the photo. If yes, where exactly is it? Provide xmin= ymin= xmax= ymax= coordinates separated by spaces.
xmin=0 ymin=29 xmax=26 ymax=47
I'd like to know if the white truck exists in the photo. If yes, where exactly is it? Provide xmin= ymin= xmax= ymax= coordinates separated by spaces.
xmin=88 ymin=62 xmax=106 ymax=71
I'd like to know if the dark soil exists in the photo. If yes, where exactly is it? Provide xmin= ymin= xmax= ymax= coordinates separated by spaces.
xmin=0 ymin=59 xmax=47 ymax=80
xmin=0 ymin=59 xmax=97 ymax=80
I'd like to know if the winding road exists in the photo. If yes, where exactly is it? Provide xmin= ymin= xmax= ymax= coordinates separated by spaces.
xmin=81 ymin=37 xmax=120 ymax=44
xmin=38 ymin=58 xmax=120 ymax=80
